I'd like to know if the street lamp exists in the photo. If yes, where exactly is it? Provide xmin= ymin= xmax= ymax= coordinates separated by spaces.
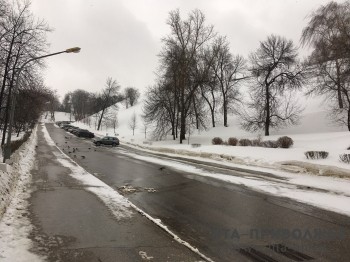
xmin=3 ymin=47 xmax=81 ymax=163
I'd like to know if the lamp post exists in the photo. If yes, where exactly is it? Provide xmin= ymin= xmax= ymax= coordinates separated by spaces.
xmin=3 ymin=47 xmax=81 ymax=163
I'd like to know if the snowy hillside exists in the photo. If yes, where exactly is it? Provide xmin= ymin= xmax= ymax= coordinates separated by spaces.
xmin=70 ymin=101 xmax=350 ymax=173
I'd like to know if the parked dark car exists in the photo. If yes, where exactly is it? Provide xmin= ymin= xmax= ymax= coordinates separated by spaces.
xmin=56 ymin=121 xmax=72 ymax=127
xmin=93 ymin=136 xmax=119 ymax=146
xmin=76 ymin=129 xmax=94 ymax=138
xmin=71 ymin=128 xmax=81 ymax=135
xmin=62 ymin=124 xmax=74 ymax=130
xmin=68 ymin=126 xmax=80 ymax=133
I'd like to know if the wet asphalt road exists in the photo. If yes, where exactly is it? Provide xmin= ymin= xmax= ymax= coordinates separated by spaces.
xmin=45 ymin=123 xmax=350 ymax=262
xmin=30 ymin=124 xmax=202 ymax=262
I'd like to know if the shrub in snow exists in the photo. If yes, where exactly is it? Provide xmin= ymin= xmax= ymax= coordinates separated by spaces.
xmin=305 ymin=151 xmax=329 ymax=160
xmin=212 ymin=137 xmax=224 ymax=145
xmin=262 ymin=140 xmax=279 ymax=148
xmin=347 ymin=146 xmax=350 ymax=150
xmin=228 ymin=137 xmax=238 ymax=146
xmin=277 ymin=136 xmax=294 ymax=148
xmin=239 ymin=139 xmax=252 ymax=146
xmin=339 ymin=154 xmax=350 ymax=164
xmin=251 ymin=139 xmax=262 ymax=147
xmin=191 ymin=143 xmax=201 ymax=148
xmin=251 ymin=134 xmax=263 ymax=147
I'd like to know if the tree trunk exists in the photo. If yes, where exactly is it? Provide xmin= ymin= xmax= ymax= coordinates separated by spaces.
xmin=265 ymin=85 xmax=270 ymax=136
xmin=192 ymin=97 xmax=199 ymax=129
xmin=180 ymin=111 xmax=186 ymax=143
xmin=347 ymin=107 xmax=350 ymax=132
xmin=175 ymin=115 xmax=178 ymax=139
xmin=211 ymin=109 xmax=215 ymax=127
xmin=2 ymin=88 xmax=12 ymax=146
xmin=97 ymin=109 xmax=105 ymax=130
xmin=336 ymin=60 xmax=344 ymax=109
xmin=17 ymin=125 xmax=22 ymax=137
xmin=223 ymin=99 xmax=228 ymax=127
xmin=201 ymin=86 xmax=216 ymax=127
xmin=211 ymin=90 xmax=216 ymax=127
xmin=0 ymin=35 xmax=15 ymax=120
xmin=179 ymin=73 xmax=186 ymax=143
xmin=172 ymin=122 xmax=176 ymax=140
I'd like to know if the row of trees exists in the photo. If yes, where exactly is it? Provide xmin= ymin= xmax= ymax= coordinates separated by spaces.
xmin=0 ymin=0 xmax=58 ymax=143
xmin=61 ymin=79 xmax=140 ymax=130
xmin=144 ymin=1 xmax=350 ymax=143
xmin=301 ymin=1 xmax=350 ymax=130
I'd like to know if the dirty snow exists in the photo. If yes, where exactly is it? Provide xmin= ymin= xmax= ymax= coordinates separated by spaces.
xmin=0 ymin=126 xmax=45 ymax=262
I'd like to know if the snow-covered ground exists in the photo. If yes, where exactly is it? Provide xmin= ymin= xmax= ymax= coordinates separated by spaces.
xmin=0 ymin=126 xmax=44 ymax=262
xmin=70 ymin=102 xmax=350 ymax=174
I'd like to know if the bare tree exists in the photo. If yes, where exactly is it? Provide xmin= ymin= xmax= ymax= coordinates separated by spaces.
xmin=200 ymin=45 xmax=220 ymax=127
xmin=301 ymin=1 xmax=350 ymax=130
xmin=142 ymin=118 xmax=148 ymax=139
xmin=129 ymin=112 xmax=137 ymax=136
xmin=71 ymin=89 xmax=91 ymax=121
xmin=97 ymin=77 xmax=120 ymax=130
xmin=61 ymin=93 xmax=71 ymax=113
xmin=12 ymin=81 xmax=56 ymax=138
xmin=210 ymin=37 xmax=247 ymax=127
xmin=0 ymin=0 xmax=50 ymax=141
xmin=301 ymin=1 xmax=350 ymax=109
xmin=143 ymin=81 xmax=177 ymax=140
xmin=104 ymin=110 xmax=118 ymax=134
xmin=46 ymin=90 xmax=61 ymax=120
xmin=124 ymin=87 xmax=140 ymax=107
xmin=162 ymin=9 xmax=215 ymax=143
xmin=240 ymin=35 xmax=305 ymax=136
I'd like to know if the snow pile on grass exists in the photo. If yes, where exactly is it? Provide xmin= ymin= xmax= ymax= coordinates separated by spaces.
xmin=0 ymin=126 xmax=44 ymax=262
xmin=69 ymin=101 xmax=350 ymax=173
xmin=149 ymin=131 xmax=350 ymax=172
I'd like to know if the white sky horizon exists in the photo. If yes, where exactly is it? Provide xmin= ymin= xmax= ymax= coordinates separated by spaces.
xmin=30 ymin=0 xmax=335 ymax=112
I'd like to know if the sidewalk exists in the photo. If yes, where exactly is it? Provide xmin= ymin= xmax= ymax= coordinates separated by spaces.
xmin=24 ymin=124 xmax=203 ymax=262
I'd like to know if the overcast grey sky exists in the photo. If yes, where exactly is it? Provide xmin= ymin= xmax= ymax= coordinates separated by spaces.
xmin=30 ymin=0 xmax=333 ymax=101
